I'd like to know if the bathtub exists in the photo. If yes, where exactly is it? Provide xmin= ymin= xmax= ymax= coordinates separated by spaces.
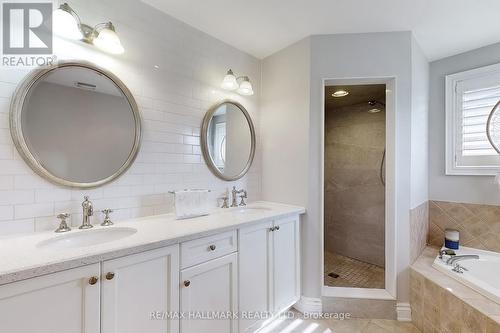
xmin=432 ymin=246 xmax=500 ymax=304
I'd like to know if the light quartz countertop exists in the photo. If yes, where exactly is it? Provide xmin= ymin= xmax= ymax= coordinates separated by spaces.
xmin=0 ymin=201 xmax=305 ymax=286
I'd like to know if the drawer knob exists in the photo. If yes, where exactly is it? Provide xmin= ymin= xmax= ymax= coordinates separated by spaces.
xmin=106 ymin=272 xmax=115 ymax=280
xmin=184 ymin=280 xmax=191 ymax=287
xmin=209 ymin=244 xmax=216 ymax=251
xmin=88 ymin=276 xmax=99 ymax=285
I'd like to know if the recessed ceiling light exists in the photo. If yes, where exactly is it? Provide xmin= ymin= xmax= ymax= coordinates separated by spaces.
xmin=332 ymin=90 xmax=349 ymax=97
xmin=368 ymin=108 xmax=381 ymax=113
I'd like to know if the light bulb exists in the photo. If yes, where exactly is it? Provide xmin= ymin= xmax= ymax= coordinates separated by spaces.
xmin=332 ymin=90 xmax=349 ymax=97
xmin=237 ymin=77 xmax=254 ymax=96
xmin=93 ymin=22 xmax=124 ymax=54
xmin=221 ymin=69 xmax=238 ymax=91
xmin=53 ymin=3 xmax=82 ymax=40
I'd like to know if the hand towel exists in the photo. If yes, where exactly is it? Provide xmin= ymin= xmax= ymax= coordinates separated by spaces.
xmin=174 ymin=189 xmax=210 ymax=219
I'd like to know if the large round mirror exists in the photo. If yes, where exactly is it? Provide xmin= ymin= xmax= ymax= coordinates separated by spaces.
xmin=10 ymin=61 xmax=141 ymax=188
xmin=201 ymin=100 xmax=255 ymax=181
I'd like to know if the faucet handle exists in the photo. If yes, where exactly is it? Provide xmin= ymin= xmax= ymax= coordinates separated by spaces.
xmin=101 ymin=209 xmax=114 ymax=226
xmin=219 ymin=196 xmax=229 ymax=208
xmin=55 ymin=213 xmax=71 ymax=233
xmin=57 ymin=212 xmax=70 ymax=220
xmin=238 ymin=191 xmax=247 ymax=206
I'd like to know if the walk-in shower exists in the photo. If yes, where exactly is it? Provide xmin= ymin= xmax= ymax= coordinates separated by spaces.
xmin=323 ymin=84 xmax=386 ymax=289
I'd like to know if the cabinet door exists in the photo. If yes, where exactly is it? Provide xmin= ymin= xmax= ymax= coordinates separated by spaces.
xmin=0 ymin=264 xmax=100 ymax=333
xmin=101 ymin=245 xmax=180 ymax=333
xmin=273 ymin=216 xmax=300 ymax=312
xmin=238 ymin=220 xmax=273 ymax=332
xmin=180 ymin=253 xmax=238 ymax=333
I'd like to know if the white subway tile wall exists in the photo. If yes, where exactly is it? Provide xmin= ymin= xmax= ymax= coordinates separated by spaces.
xmin=0 ymin=0 xmax=261 ymax=236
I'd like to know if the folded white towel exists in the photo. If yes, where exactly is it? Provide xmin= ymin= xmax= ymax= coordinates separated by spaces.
xmin=174 ymin=189 xmax=210 ymax=219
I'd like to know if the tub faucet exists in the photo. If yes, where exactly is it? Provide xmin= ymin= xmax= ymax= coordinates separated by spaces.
xmin=446 ymin=255 xmax=479 ymax=266
xmin=79 ymin=196 xmax=94 ymax=229
xmin=452 ymin=263 xmax=468 ymax=274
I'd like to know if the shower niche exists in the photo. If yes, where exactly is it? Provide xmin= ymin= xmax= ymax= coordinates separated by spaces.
xmin=323 ymin=84 xmax=386 ymax=290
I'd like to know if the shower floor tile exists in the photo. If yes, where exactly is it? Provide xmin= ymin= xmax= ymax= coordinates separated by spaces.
xmin=324 ymin=251 xmax=385 ymax=289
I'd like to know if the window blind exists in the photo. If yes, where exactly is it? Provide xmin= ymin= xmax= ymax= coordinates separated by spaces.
xmin=461 ymin=85 xmax=500 ymax=156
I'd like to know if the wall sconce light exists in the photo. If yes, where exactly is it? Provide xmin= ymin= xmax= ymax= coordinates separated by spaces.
xmin=221 ymin=69 xmax=254 ymax=96
xmin=53 ymin=3 xmax=125 ymax=54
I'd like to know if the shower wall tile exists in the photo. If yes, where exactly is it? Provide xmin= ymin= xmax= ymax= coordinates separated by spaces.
xmin=410 ymin=201 xmax=429 ymax=263
xmin=324 ymin=102 xmax=386 ymax=267
xmin=428 ymin=201 xmax=500 ymax=253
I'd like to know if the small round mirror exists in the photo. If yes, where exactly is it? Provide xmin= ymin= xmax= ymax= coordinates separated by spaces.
xmin=487 ymin=100 xmax=500 ymax=154
xmin=201 ymin=100 xmax=255 ymax=181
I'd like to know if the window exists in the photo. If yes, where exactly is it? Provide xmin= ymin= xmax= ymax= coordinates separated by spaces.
xmin=446 ymin=63 xmax=500 ymax=175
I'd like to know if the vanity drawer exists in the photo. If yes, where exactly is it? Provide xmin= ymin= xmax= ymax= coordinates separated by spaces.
xmin=180 ymin=230 xmax=237 ymax=268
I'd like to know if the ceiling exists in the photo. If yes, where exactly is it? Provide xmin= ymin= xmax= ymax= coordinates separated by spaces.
xmin=141 ymin=0 xmax=500 ymax=60
xmin=325 ymin=85 xmax=385 ymax=109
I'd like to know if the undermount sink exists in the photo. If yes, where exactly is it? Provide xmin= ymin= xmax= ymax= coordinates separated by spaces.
xmin=37 ymin=227 xmax=137 ymax=249
xmin=231 ymin=206 xmax=272 ymax=214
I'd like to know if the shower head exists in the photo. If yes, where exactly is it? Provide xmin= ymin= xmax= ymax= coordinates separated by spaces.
xmin=367 ymin=100 xmax=385 ymax=114
xmin=368 ymin=100 xmax=386 ymax=107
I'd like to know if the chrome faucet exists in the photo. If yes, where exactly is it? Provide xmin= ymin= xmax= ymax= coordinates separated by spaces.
xmin=231 ymin=186 xmax=247 ymax=207
xmin=219 ymin=191 xmax=229 ymax=208
xmin=452 ymin=263 xmax=468 ymax=274
xmin=238 ymin=189 xmax=247 ymax=206
xmin=55 ymin=213 xmax=71 ymax=233
xmin=446 ymin=255 xmax=479 ymax=266
xmin=80 ymin=196 xmax=94 ymax=229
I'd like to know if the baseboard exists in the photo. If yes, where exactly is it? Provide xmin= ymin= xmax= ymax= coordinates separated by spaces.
xmin=293 ymin=296 xmax=322 ymax=313
xmin=396 ymin=302 xmax=412 ymax=322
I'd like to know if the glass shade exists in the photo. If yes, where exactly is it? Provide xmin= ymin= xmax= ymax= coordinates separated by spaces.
xmin=93 ymin=23 xmax=124 ymax=54
xmin=221 ymin=69 xmax=238 ymax=91
xmin=53 ymin=4 xmax=82 ymax=40
xmin=237 ymin=77 xmax=254 ymax=96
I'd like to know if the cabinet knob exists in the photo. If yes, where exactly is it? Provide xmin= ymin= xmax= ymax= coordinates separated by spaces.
xmin=106 ymin=272 xmax=115 ymax=280
xmin=208 ymin=244 xmax=216 ymax=251
xmin=275 ymin=225 xmax=280 ymax=231
xmin=89 ymin=276 xmax=99 ymax=285
xmin=184 ymin=280 xmax=191 ymax=287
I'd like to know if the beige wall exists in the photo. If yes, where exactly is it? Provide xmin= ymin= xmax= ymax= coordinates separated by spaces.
xmin=410 ymin=201 xmax=429 ymax=263
xmin=324 ymin=102 xmax=385 ymax=267
xmin=428 ymin=201 xmax=500 ymax=253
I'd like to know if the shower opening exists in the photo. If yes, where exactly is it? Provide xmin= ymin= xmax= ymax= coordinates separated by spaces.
xmin=323 ymin=84 xmax=386 ymax=290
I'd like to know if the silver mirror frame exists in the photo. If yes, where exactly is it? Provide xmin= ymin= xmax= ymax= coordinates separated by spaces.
xmin=9 ymin=60 xmax=142 ymax=188
xmin=201 ymin=100 xmax=256 ymax=181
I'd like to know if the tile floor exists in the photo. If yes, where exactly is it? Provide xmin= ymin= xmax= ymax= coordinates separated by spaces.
xmin=324 ymin=251 xmax=385 ymax=289
xmin=263 ymin=312 xmax=421 ymax=333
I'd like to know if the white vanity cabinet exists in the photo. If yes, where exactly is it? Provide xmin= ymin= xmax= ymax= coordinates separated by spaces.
xmin=272 ymin=217 xmax=301 ymax=312
xmin=0 ymin=210 xmax=302 ymax=333
xmin=179 ymin=231 xmax=238 ymax=333
xmin=238 ymin=216 xmax=300 ymax=332
xmin=101 ymin=245 xmax=179 ymax=333
xmin=0 ymin=263 xmax=101 ymax=333
xmin=180 ymin=253 xmax=238 ymax=333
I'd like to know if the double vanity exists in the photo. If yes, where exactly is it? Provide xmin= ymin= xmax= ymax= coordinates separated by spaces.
xmin=0 ymin=202 xmax=304 ymax=333
xmin=0 ymin=60 xmax=301 ymax=333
